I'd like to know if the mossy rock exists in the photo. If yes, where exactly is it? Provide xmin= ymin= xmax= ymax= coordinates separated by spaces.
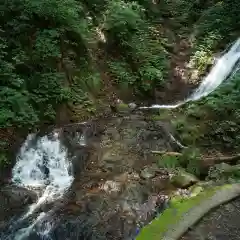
xmin=136 ymin=185 xmax=232 ymax=240
xmin=116 ymin=103 xmax=130 ymax=113
xmin=140 ymin=165 xmax=159 ymax=179
xmin=208 ymin=163 xmax=240 ymax=181
xmin=171 ymin=169 xmax=199 ymax=188
xmin=189 ymin=185 xmax=204 ymax=197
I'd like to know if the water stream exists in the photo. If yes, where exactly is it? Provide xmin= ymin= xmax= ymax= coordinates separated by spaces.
xmin=140 ymin=37 xmax=240 ymax=109
xmin=1 ymin=130 xmax=74 ymax=240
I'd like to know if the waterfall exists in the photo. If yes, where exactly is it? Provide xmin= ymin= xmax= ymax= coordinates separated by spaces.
xmin=3 ymin=130 xmax=74 ymax=240
xmin=140 ymin=38 xmax=240 ymax=109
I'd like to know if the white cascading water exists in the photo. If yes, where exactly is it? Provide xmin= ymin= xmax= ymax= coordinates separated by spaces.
xmin=140 ymin=37 xmax=240 ymax=109
xmin=8 ymin=130 xmax=74 ymax=239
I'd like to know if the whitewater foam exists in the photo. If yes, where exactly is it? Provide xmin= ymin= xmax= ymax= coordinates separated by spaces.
xmin=9 ymin=130 xmax=74 ymax=238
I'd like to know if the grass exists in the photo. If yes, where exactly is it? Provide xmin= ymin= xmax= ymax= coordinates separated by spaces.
xmin=136 ymin=186 xmax=226 ymax=240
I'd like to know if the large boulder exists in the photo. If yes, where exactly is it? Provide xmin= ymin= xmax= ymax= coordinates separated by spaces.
xmin=0 ymin=185 xmax=37 ymax=223
xmin=171 ymin=170 xmax=199 ymax=188
xmin=140 ymin=167 xmax=156 ymax=180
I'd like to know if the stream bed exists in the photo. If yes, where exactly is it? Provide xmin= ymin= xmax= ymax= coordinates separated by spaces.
xmin=0 ymin=114 xmax=178 ymax=240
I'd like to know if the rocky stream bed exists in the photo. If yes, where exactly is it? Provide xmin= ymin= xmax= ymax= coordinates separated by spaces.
xmin=1 ymin=108 xmax=240 ymax=240
xmin=0 ymin=110 xmax=186 ymax=239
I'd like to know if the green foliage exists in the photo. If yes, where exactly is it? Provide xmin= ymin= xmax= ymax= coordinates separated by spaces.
xmin=188 ymin=0 xmax=240 ymax=72
xmin=158 ymin=147 xmax=201 ymax=176
xmin=0 ymin=88 xmax=38 ymax=128
xmin=158 ymin=155 xmax=180 ymax=169
xmin=0 ymin=0 xmax=94 ymax=167
xmin=0 ymin=0 xmax=90 ymax=129
xmin=130 ymin=31 xmax=169 ymax=91
xmin=188 ymin=46 xmax=214 ymax=74
xmin=172 ymin=116 xmax=204 ymax=146
xmin=181 ymin=147 xmax=201 ymax=176
xmin=193 ymin=0 xmax=240 ymax=44
xmin=0 ymin=0 xmax=170 ymax=157
xmin=103 ymin=0 xmax=169 ymax=93
xmin=108 ymin=60 xmax=137 ymax=88
xmin=193 ymin=73 xmax=240 ymax=150
xmin=175 ymin=71 xmax=240 ymax=153
xmin=104 ymin=0 xmax=144 ymax=43
xmin=203 ymin=73 xmax=240 ymax=150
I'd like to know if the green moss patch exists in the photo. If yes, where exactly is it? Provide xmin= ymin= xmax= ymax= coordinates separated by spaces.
xmin=136 ymin=186 xmax=226 ymax=240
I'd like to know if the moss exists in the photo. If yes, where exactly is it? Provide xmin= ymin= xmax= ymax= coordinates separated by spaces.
xmin=189 ymin=185 xmax=204 ymax=197
xmin=150 ymin=108 xmax=186 ymax=122
xmin=117 ymin=103 xmax=129 ymax=109
xmin=158 ymin=155 xmax=180 ymax=169
xmin=151 ymin=114 xmax=164 ymax=121
xmin=151 ymin=110 xmax=172 ymax=121
xmin=136 ymin=186 xmax=227 ymax=240
xmin=116 ymin=103 xmax=130 ymax=113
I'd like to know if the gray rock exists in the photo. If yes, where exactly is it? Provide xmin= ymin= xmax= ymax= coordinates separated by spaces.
xmin=215 ymin=163 xmax=233 ymax=172
xmin=0 ymin=185 xmax=37 ymax=222
xmin=171 ymin=170 xmax=199 ymax=188
xmin=128 ymin=103 xmax=137 ymax=109
xmin=140 ymin=167 xmax=156 ymax=179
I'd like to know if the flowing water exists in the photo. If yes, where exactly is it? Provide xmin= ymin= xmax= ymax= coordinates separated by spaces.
xmin=1 ymin=130 xmax=74 ymax=240
xmin=140 ymin=38 xmax=240 ymax=109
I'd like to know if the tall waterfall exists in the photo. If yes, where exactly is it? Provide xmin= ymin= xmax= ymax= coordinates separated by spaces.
xmin=141 ymin=38 xmax=240 ymax=109
xmin=2 ymin=130 xmax=74 ymax=240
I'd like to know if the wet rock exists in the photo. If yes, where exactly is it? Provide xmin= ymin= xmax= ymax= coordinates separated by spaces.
xmin=114 ymin=172 xmax=129 ymax=182
xmin=171 ymin=170 xmax=199 ymax=188
xmin=121 ymin=182 xmax=145 ymax=202
xmin=128 ymin=103 xmax=137 ymax=110
xmin=172 ymin=188 xmax=191 ymax=199
xmin=215 ymin=163 xmax=233 ymax=171
xmin=100 ymin=180 xmax=122 ymax=194
xmin=0 ymin=185 xmax=37 ymax=223
xmin=47 ymin=115 xmax=178 ymax=240
xmin=71 ymin=147 xmax=90 ymax=179
xmin=140 ymin=164 xmax=161 ymax=180
xmin=150 ymin=175 xmax=172 ymax=192
xmin=140 ymin=167 xmax=156 ymax=179
xmin=127 ymin=172 xmax=140 ymax=181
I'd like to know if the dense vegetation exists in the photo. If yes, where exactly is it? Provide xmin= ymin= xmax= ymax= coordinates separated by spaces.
xmin=183 ymin=73 xmax=240 ymax=151
xmin=0 ymin=0 xmax=240 ymax=167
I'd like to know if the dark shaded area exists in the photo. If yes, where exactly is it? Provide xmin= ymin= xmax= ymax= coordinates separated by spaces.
xmin=0 ymin=185 xmax=37 ymax=230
